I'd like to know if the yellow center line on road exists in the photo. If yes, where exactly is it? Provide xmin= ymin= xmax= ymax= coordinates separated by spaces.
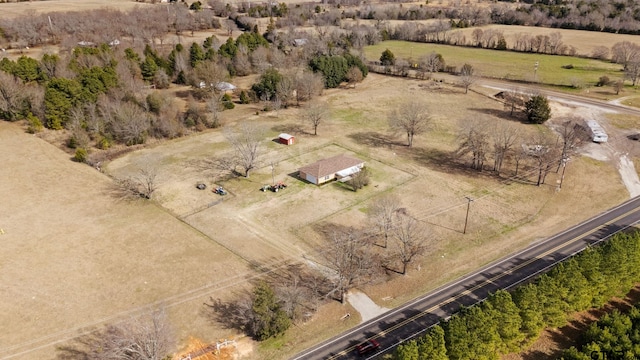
xmin=327 ymin=207 xmax=640 ymax=359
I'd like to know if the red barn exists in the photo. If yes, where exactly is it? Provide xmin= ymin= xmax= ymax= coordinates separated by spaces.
xmin=279 ymin=133 xmax=295 ymax=145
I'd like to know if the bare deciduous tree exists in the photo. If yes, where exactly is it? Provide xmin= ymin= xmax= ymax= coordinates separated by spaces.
xmin=103 ymin=101 xmax=151 ymax=146
xmin=492 ymin=123 xmax=519 ymax=174
xmin=526 ymin=133 xmax=561 ymax=186
xmin=294 ymin=71 xmax=324 ymax=105
xmin=322 ymin=227 xmax=376 ymax=303
xmin=56 ymin=309 xmax=174 ymax=360
xmin=224 ymin=122 xmax=264 ymax=178
xmin=456 ymin=119 xmax=490 ymax=171
xmin=611 ymin=41 xmax=640 ymax=70
xmin=113 ymin=166 xmax=159 ymax=200
xmin=388 ymin=100 xmax=431 ymax=148
xmin=206 ymin=95 xmax=222 ymax=129
xmin=193 ymin=60 xmax=229 ymax=92
xmin=304 ymin=101 xmax=328 ymax=136
xmin=502 ymin=87 xmax=525 ymax=117
xmin=459 ymin=63 xmax=476 ymax=94
xmin=390 ymin=213 xmax=429 ymax=275
xmin=276 ymin=74 xmax=294 ymax=108
xmin=556 ymin=117 xmax=589 ymax=170
xmin=419 ymin=51 xmax=443 ymax=73
xmin=0 ymin=71 xmax=27 ymax=121
xmin=615 ymin=79 xmax=625 ymax=95
xmin=368 ymin=195 xmax=402 ymax=248
xmin=345 ymin=66 xmax=364 ymax=87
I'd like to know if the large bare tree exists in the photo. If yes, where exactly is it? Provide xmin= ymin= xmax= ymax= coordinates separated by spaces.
xmin=113 ymin=166 xmax=159 ymax=200
xmin=492 ymin=123 xmax=519 ymax=174
xmin=56 ymin=309 xmax=175 ymax=360
xmin=388 ymin=100 xmax=431 ymax=147
xmin=390 ymin=213 xmax=429 ymax=275
xmin=304 ymin=101 xmax=328 ymax=136
xmin=224 ymin=122 xmax=264 ymax=178
xmin=368 ymin=195 xmax=402 ymax=248
xmin=322 ymin=227 xmax=376 ymax=303
xmin=456 ymin=119 xmax=490 ymax=171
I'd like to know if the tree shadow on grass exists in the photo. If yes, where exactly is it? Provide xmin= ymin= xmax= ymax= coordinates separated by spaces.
xmin=272 ymin=123 xmax=309 ymax=136
xmin=468 ymin=107 xmax=528 ymax=123
xmin=409 ymin=147 xmax=501 ymax=180
xmin=348 ymin=131 xmax=402 ymax=149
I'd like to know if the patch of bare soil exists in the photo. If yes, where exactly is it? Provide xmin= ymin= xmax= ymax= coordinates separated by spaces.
xmin=503 ymin=286 xmax=640 ymax=360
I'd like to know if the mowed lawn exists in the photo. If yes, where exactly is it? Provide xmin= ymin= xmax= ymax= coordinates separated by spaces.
xmin=365 ymin=41 xmax=624 ymax=87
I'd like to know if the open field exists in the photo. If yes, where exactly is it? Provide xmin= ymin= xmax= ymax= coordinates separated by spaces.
xmin=450 ymin=24 xmax=640 ymax=58
xmin=365 ymin=40 xmax=624 ymax=88
xmin=0 ymin=0 xmax=152 ymax=18
xmin=102 ymin=73 xmax=635 ymax=358
xmin=0 ymin=121 xmax=250 ymax=359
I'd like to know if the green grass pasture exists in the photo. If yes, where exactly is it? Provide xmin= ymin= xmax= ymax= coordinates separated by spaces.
xmin=365 ymin=41 xmax=623 ymax=88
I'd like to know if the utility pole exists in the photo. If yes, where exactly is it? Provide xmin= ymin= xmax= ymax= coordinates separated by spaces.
xmin=463 ymin=196 xmax=474 ymax=234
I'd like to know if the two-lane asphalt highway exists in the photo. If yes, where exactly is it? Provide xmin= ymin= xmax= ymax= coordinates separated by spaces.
xmin=292 ymin=195 xmax=640 ymax=359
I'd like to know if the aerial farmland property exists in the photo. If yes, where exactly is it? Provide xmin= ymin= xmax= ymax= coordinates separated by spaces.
xmin=2 ymin=0 xmax=640 ymax=359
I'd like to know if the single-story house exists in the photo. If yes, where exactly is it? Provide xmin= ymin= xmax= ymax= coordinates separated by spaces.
xmin=299 ymin=154 xmax=365 ymax=185
xmin=278 ymin=133 xmax=295 ymax=145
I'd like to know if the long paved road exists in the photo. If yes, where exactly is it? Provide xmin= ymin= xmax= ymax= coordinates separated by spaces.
xmin=292 ymin=195 xmax=640 ymax=359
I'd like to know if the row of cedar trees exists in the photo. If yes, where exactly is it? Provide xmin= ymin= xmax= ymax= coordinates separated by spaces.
xmin=393 ymin=231 xmax=640 ymax=360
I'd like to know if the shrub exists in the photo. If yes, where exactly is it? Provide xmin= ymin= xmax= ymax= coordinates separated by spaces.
xmin=97 ymin=137 xmax=111 ymax=150
xmin=380 ymin=49 xmax=396 ymax=66
xmin=562 ymin=64 xmax=574 ymax=69
xmin=239 ymin=90 xmax=250 ymax=104
xmin=26 ymin=113 xmax=43 ymax=133
xmin=222 ymin=93 xmax=235 ymax=109
xmin=74 ymin=148 xmax=88 ymax=163
xmin=597 ymin=75 xmax=610 ymax=87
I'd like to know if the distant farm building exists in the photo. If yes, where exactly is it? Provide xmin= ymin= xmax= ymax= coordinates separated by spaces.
xmin=278 ymin=133 xmax=295 ymax=145
xmin=299 ymin=154 xmax=364 ymax=185
xmin=198 ymin=81 xmax=237 ymax=92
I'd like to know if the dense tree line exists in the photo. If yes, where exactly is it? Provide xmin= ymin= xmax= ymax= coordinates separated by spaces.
xmin=561 ymin=306 xmax=640 ymax=360
xmin=393 ymin=231 xmax=640 ymax=360
xmin=0 ymin=5 xmax=220 ymax=50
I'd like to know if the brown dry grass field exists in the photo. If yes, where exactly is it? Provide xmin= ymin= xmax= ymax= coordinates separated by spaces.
xmin=0 ymin=121 xmax=251 ymax=359
xmin=0 ymin=0 xmax=152 ymax=18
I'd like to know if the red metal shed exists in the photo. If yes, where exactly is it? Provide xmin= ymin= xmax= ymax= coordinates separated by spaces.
xmin=279 ymin=133 xmax=295 ymax=145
